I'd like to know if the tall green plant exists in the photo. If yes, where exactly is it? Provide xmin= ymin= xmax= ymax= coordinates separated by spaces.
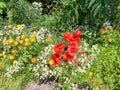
xmin=7 ymin=0 xmax=42 ymax=25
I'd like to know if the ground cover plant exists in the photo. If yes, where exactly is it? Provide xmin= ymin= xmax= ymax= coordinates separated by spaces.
xmin=0 ymin=0 xmax=120 ymax=90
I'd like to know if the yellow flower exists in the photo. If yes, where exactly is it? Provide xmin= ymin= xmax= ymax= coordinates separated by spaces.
xmin=109 ymin=26 xmax=113 ymax=30
xmin=0 ymin=53 xmax=3 ymax=57
xmin=21 ymin=35 xmax=26 ymax=39
xmin=9 ymin=55 xmax=14 ymax=60
xmin=31 ymin=58 xmax=36 ymax=63
xmin=25 ymin=38 xmax=29 ymax=42
xmin=19 ymin=39 xmax=24 ymax=44
xmin=31 ymin=33 xmax=36 ymax=38
xmin=2 ymin=55 xmax=6 ymax=60
xmin=93 ymin=81 xmax=97 ymax=85
xmin=5 ymin=39 xmax=9 ymax=44
xmin=8 ymin=24 xmax=13 ymax=29
xmin=100 ymin=28 xmax=106 ymax=34
xmin=89 ymin=71 xmax=93 ymax=77
xmin=108 ymin=38 xmax=112 ymax=43
xmin=0 ymin=62 xmax=3 ymax=68
xmin=49 ymin=59 xmax=54 ymax=65
xmin=14 ymin=41 xmax=19 ymax=46
xmin=30 ymin=38 xmax=36 ymax=42
xmin=17 ymin=24 xmax=21 ymax=29
xmin=11 ymin=50 xmax=16 ymax=55
xmin=9 ymin=39 xmax=14 ymax=43
xmin=13 ymin=60 xmax=17 ymax=65
xmin=25 ymin=41 xmax=30 ymax=46
xmin=46 ymin=37 xmax=52 ymax=42
xmin=18 ymin=46 xmax=22 ymax=50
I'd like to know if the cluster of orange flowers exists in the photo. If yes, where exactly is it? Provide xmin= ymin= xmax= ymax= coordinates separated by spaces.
xmin=0 ymin=33 xmax=37 ymax=69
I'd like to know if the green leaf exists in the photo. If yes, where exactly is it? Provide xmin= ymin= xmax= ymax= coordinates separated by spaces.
xmin=93 ymin=4 xmax=101 ymax=17
xmin=88 ymin=0 xmax=96 ymax=8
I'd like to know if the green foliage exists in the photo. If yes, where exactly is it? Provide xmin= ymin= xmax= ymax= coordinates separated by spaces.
xmin=7 ymin=0 xmax=42 ymax=25
xmin=80 ymin=29 xmax=120 ymax=90
xmin=0 ymin=1 xmax=6 ymax=14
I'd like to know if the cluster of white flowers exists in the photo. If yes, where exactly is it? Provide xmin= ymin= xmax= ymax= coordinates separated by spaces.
xmin=5 ymin=61 xmax=24 ymax=78
xmin=76 ymin=40 xmax=100 ymax=71
xmin=32 ymin=2 xmax=42 ymax=11
xmin=36 ymin=27 xmax=51 ymax=42
xmin=29 ymin=44 xmax=54 ymax=77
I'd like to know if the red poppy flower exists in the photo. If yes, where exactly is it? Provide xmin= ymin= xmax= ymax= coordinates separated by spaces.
xmin=68 ymin=41 xmax=78 ymax=47
xmin=68 ymin=45 xmax=78 ymax=56
xmin=73 ymin=29 xmax=82 ymax=38
xmin=54 ymin=43 xmax=64 ymax=53
xmin=74 ymin=37 xmax=81 ymax=44
xmin=51 ymin=54 xmax=60 ymax=66
xmin=52 ymin=53 xmax=62 ymax=59
xmin=64 ymin=52 xmax=75 ymax=61
xmin=63 ymin=32 xmax=74 ymax=42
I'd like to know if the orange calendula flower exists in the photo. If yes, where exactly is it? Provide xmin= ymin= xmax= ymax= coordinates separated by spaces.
xmin=30 ymin=38 xmax=36 ymax=42
xmin=25 ymin=41 xmax=30 ymax=46
xmin=14 ymin=41 xmax=19 ymax=46
xmin=13 ymin=60 xmax=17 ymax=65
xmin=5 ymin=39 xmax=9 ymax=44
xmin=89 ymin=71 xmax=94 ymax=77
xmin=46 ymin=37 xmax=52 ymax=42
xmin=31 ymin=58 xmax=36 ymax=63
xmin=108 ymin=38 xmax=112 ymax=43
xmin=0 ymin=62 xmax=3 ymax=68
xmin=100 ymin=28 xmax=106 ymax=34
xmin=93 ymin=81 xmax=97 ymax=85
xmin=8 ymin=24 xmax=13 ymax=29
xmin=0 ymin=53 xmax=3 ymax=57
xmin=9 ymin=55 xmax=14 ymax=60
xmin=49 ymin=59 xmax=54 ymax=65
xmin=19 ymin=40 xmax=24 ymax=44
